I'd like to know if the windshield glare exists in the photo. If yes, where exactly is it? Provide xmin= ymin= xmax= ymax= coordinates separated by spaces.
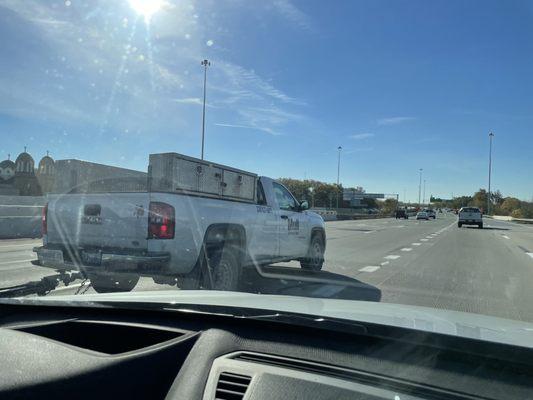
xmin=1 ymin=0 xmax=533 ymax=345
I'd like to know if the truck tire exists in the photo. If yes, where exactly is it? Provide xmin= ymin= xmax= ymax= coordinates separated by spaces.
xmin=89 ymin=273 xmax=139 ymax=293
xmin=478 ymin=223 xmax=483 ymax=229
xmin=300 ymin=234 xmax=324 ymax=271
xmin=458 ymin=222 xmax=462 ymax=228
xmin=202 ymin=246 xmax=242 ymax=291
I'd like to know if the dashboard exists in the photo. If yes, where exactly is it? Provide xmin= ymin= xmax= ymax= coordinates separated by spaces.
xmin=0 ymin=301 xmax=532 ymax=399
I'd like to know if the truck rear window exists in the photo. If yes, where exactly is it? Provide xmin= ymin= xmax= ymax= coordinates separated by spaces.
xmin=461 ymin=208 xmax=480 ymax=213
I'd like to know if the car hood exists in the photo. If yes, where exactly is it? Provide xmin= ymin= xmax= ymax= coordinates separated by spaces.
xmin=9 ymin=291 xmax=533 ymax=348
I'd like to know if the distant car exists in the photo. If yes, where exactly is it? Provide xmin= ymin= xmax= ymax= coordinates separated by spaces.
xmin=395 ymin=209 xmax=408 ymax=219
xmin=425 ymin=209 xmax=436 ymax=219
xmin=416 ymin=211 xmax=429 ymax=220
xmin=458 ymin=207 xmax=483 ymax=229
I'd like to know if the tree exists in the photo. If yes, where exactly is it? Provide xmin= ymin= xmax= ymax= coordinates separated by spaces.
xmin=470 ymin=189 xmax=488 ymax=211
xmin=381 ymin=198 xmax=398 ymax=215
xmin=501 ymin=197 xmax=521 ymax=216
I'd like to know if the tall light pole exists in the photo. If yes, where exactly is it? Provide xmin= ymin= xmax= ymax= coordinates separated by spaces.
xmin=336 ymin=146 xmax=342 ymax=208
xmin=423 ymin=179 xmax=426 ymax=205
xmin=488 ymin=132 xmax=494 ymax=214
xmin=418 ymin=168 xmax=423 ymax=206
xmin=200 ymin=59 xmax=210 ymax=160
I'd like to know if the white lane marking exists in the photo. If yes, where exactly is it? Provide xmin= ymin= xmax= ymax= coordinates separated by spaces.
xmin=420 ymin=239 xmax=429 ymax=242
xmin=384 ymin=255 xmax=401 ymax=260
xmin=0 ymin=258 xmax=35 ymax=266
xmin=426 ymin=236 xmax=433 ymax=239
xmin=363 ymin=231 xmax=374 ymax=234
xmin=501 ymin=235 xmax=510 ymax=240
xmin=380 ymin=261 xmax=390 ymax=266
xmin=412 ymin=243 xmax=422 ymax=246
xmin=359 ymin=266 xmax=380 ymax=272
xmin=527 ymin=253 xmax=533 ymax=259
xmin=400 ymin=248 xmax=412 ymax=252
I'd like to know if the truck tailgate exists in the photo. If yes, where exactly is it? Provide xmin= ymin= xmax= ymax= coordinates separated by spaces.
xmin=46 ymin=193 xmax=150 ymax=250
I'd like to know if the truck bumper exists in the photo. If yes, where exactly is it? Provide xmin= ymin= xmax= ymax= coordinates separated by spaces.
xmin=33 ymin=246 xmax=170 ymax=275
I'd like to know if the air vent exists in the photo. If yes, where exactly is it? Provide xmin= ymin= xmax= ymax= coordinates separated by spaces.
xmin=215 ymin=372 xmax=251 ymax=400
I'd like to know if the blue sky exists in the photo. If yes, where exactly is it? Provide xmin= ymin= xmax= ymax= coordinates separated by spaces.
xmin=1 ymin=0 xmax=532 ymax=202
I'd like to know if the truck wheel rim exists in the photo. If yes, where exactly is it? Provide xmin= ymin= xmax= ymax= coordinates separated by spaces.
xmin=312 ymin=241 xmax=323 ymax=265
xmin=213 ymin=258 xmax=234 ymax=290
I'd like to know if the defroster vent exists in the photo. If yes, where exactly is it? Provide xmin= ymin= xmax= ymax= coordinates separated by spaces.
xmin=215 ymin=372 xmax=251 ymax=400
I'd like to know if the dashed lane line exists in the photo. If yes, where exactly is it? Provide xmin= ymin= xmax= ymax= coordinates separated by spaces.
xmin=501 ymin=235 xmax=510 ymax=240
xmin=384 ymin=255 xmax=401 ymax=260
xmin=359 ymin=266 xmax=380 ymax=272
xmin=412 ymin=243 xmax=422 ymax=246
xmin=527 ymin=253 xmax=533 ymax=259
xmin=400 ymin=248 xmax=412 ymax=252
xmin=380 ymin=261 xmax=390 ymax=266
xmin=420 ymin=239 xmax=429 ymax=242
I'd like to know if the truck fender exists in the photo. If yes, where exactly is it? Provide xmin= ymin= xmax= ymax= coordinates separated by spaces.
xmin=201 ymin=223 xmax=247 ymax=264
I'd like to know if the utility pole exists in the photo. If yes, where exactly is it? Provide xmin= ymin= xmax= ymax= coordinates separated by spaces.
xmin=336 ymin=146 xmax=342 ymax=208
xmin=200 ymin=59 xmax=210 ymax=160
xmin=488 ymin=132 xmax=494 ymax=215
xmin=418 ymin=168 xmax=423 ymax=206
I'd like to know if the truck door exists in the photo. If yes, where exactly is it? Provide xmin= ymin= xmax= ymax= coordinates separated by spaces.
xmin=247 ymin=181 xmax=279 ymax=264
xmin=272 ymin=182 xmax=308 ymax=258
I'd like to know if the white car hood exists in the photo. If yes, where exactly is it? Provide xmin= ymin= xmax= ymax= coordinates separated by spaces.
xmin=13 ymin=290 xmax=533 ymax=349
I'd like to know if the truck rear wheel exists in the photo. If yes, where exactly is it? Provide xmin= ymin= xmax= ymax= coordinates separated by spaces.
xmin=300 ymin=234 xmax=324 ymax=271
xmin=89 ymin=273 xmax=139 ymax=293
xmin=202 ymin=247 xmax=242 ymax=291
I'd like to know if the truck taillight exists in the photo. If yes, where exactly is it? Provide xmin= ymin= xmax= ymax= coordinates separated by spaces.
xmin=42 ymin=203 xmax=48 ymax=235
xmin=148 ymin=202 xmax=175 ymax=239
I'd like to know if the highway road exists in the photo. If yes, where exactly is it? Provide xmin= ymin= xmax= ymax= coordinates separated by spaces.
xmin=2 ymin=212 xmax=533 ymax=323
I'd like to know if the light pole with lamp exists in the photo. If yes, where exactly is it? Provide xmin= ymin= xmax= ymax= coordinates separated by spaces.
xmin=336 ymin=146 xmax=342 ymax=208
xmin=200 ymin=59 xmax=210 ymax=160
xmin=487 ymin=132 xmax=494 ymax=215
xmin=418 ymin=168 xmax=423 ymax=207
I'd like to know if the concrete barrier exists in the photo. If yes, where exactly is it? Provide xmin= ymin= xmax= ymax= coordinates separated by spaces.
xmin=0 ymin=196 xmax=45 ymax=238
xmin=486 ymin=215 xmax=533 ymax=224
xmin=310 ymin=208 xmax=337 ymax=221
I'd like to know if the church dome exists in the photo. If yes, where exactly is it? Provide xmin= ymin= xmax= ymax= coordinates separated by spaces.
xmin=0 ymin=158 xmax=16 ymax=181
xmin=38 ymin=154 xmax=55 ymax=175
xmin=15 ymin=151 xmax=35 ymax=174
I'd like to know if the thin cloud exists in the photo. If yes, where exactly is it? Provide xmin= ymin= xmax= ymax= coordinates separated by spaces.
xmin=344 ymin=147 xmax=374 ymax=154
xmin=273 ymin=0 xmax=313 ymax=31
xmin=214 ymin=123 xmax=281 ymax=136
xmin=172 ymin=97 xmax=203 ymax=105
xmin=349 ymin=133 xmax=374 ymax=140
xmin=377 ymin=116 xmax=416 ymax=125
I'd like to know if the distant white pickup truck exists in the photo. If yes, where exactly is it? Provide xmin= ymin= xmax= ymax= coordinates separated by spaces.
xmin=458 ymin=207 xmax=483 ymax=229
xmin=34 ymin=153 xmax=326 ymax=293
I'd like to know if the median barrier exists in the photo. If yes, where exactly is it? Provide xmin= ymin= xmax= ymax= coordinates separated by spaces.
xmin=485 ymin=215 xmax=533 ymax=224
xmin=0 ymin=195 xmax=45 ymax=238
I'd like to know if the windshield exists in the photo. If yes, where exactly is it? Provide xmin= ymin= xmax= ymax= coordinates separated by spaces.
xmin=2 ymin=0 xmax=533 ymax=344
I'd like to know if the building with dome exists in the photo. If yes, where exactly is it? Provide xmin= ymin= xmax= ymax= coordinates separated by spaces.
xmin=1 ymin=148 xmax=147 ymax=196
xmin=0 ymin=149 xmax=51 ymax=196
xmin=36 ymin=152 xmax=55 ymax=194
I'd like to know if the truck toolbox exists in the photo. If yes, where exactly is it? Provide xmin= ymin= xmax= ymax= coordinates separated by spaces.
xmin=148 ymin=152 xmax=257 ymax=203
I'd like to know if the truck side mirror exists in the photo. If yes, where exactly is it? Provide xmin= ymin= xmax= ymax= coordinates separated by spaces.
xmin=299 ymin=200 xmax=309 ymax=211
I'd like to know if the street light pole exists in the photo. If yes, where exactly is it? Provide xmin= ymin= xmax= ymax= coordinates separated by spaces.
xmin=488 ymin=132 xmax=494 ymax=214
xmin=336 ymin=146 xmax=342 ymax=208
xmin=418 ymin=168 xmax=423 ymax=206
xmin=423 ymin=179 xmax=426 ymax=205
xmin=200 ymin=59 xmax=210 ymax=160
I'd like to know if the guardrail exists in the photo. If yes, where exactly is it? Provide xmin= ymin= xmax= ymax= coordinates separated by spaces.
xmin=311 ymin=208 xmax=393 ymax=221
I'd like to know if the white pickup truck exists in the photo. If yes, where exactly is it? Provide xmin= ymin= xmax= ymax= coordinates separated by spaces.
xmin=34 ymin=155 xmax=326 ymax=293
xmin=458 ymin=207 xmax=483 ymax=229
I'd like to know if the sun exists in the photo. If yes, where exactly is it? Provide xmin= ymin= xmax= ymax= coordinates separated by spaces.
xmin=128 ymin=0 xmax=164 ymax=22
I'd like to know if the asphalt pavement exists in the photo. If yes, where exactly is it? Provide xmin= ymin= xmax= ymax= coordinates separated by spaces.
xmin=2 ymin=212 xmax=533 ymax=323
